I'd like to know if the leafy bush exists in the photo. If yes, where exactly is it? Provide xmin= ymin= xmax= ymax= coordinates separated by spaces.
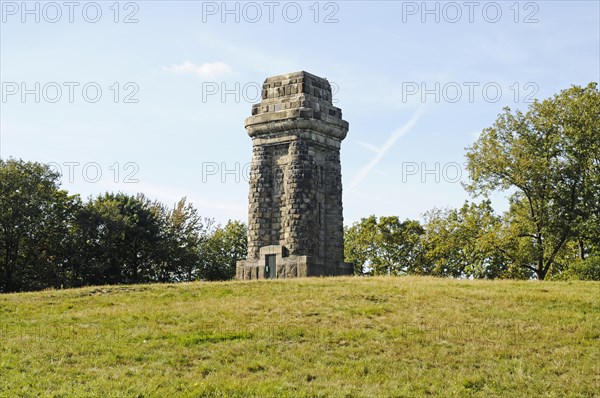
xmin=553 ymin=256 xmax=600 ymax=281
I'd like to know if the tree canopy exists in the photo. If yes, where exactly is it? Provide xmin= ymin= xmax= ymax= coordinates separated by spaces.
xmin=0 ymin=159 xmax=247 ymax=293
xmin=344 ymin=83 xmax=599 ymax=281
xmin=465 ymin=82 xmax=599 ymax=279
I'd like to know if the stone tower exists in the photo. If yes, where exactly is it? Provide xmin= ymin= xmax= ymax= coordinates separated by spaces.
xmin=236 ymin=71 xmax=353 ymax=279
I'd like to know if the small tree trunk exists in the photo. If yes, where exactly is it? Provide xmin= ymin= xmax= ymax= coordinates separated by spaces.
xmin=536 ymin=255 xmax=546 ymax=280
xmin=537 ymin=267 xmax=547 ymax=280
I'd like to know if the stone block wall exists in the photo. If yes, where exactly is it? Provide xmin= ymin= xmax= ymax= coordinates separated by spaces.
xmin=237 ymin=71 xmax=352 ymax=280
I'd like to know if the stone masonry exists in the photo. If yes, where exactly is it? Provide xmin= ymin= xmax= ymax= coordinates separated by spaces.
xmin=236 ymin=71 xmax=353 ymax=279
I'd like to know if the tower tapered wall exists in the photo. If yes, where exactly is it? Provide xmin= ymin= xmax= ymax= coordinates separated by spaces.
xmin=236 ymin=71 xmax=352 ymax=279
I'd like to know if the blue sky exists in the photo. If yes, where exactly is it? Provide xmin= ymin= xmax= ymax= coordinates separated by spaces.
xmin=1 ymin=0 xmax=599 ymax=225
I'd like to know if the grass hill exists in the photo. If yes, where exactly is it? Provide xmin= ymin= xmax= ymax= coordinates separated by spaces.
xmin=1 ymin=277 xmax=598 ymax=397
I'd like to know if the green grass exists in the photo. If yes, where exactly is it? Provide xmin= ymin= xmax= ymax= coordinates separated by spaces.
xmin=1 ymin=277 xmax=598 ymax=397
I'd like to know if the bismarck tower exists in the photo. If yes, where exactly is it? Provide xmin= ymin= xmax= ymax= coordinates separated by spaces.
xmin=236 ymin=71 xmax=353 ymax=279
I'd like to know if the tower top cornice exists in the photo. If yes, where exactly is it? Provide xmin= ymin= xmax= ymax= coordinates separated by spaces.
xmin=244 ymin=71 xmax=349 ymax=140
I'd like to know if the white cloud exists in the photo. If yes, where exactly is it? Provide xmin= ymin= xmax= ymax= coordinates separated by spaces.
xmin=193 ymin=35 xmax=298 ymax=75
xmin=163 ymin=61 xmax=232 ymax=78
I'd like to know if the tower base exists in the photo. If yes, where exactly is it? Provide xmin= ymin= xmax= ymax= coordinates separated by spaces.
xmin=236 ymin=245 xmax=353 ymax=280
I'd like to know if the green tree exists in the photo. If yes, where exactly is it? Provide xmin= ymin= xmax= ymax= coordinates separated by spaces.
xmin=71 ymin=194 xmax=215 ymax=286
xmin=344 ymin=216 xmax=378 ymax=275
xmin=551 ymin=255 xmax=600 ymax=281
xmin=421 ymin=201 xmax=524 ymax=279
xmin=344 ymin=216 xmax=424 ymax=275
xmin=201 ymin=220 xmax=247 ymax=281
xmin=155 ymin=198 xmax=213 ymax=282
xmin=465 ymin=83 xmax=600 ymax=279
xmin=0 ymin=159 xmax=80 ymax=292
xmin=1 ymin=158 xmax=249 ymax=291
xmin=73 ymin=193 xmax=164 ymax=285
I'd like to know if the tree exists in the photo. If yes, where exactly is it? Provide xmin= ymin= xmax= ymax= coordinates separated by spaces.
xmin=201 ymin=220 xmax=247 ymax=281
xmin=73 ymin=193 xmax=164 ymax=285
xmin=154 ymin=198 xmax=213 ymax=282
xmin=421 ymin=201 xmax=526 ymax=279
xmin=465 ymin=83 xmax=600 ymax=279
xmin=344 ymin=216 xmax=424 ymax=275
xmin=0 ymin=159 xmax=80 ymax=292
xmin=70 ymin=194 xmax=220 ymax=286
xmin=344 ymin=216 xmax=378 ymax=275
xmin=1 ymin=158 xmax=252 ymax=291
xmin=551 ymin=255 xmax=600 ymax=281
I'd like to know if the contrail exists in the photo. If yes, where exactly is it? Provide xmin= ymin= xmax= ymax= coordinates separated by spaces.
xmin=349 ymin=105 xmax=427 ymax=191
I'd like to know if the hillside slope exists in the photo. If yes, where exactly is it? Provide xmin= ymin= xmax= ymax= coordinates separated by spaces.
xmin=1 ymin=277 xmax=598 ymax=397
